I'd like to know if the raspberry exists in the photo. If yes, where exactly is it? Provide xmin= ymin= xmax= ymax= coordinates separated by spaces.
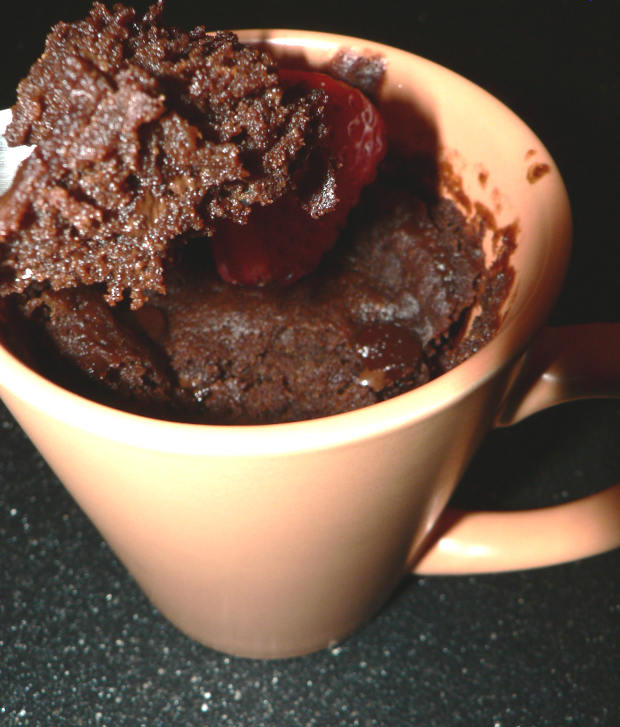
xmin=210 ymin=70 xmax=387 ymax=285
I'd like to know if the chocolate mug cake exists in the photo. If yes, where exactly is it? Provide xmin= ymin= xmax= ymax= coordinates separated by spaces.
xmin=0 ymin=2 xmax=514 ymax=424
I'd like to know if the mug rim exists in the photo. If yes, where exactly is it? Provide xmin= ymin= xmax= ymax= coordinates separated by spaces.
xmin=0 ymin=29 xmax=572 ymax=456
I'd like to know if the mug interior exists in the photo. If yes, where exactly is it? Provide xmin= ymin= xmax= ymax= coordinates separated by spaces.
xmin=0 ymin=30 xmax=572 ymax=455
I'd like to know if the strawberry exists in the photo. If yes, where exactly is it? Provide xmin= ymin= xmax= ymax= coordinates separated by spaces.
xmin=210 ymin=69 xmax=387 ymax=286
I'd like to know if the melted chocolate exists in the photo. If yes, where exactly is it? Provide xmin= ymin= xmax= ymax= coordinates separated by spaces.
xmin=527 ymin=163 xmax=551 ymax=183
xmin=355 ymin=322 xmax=424 ymax=391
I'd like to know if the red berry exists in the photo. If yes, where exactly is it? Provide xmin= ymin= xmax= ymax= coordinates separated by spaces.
xmin=210 ymin=69 xmax=386 ymax=286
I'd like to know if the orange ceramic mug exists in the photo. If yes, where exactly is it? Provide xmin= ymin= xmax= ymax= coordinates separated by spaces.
xmin=0 ymin=31 xmax=618 ymax=659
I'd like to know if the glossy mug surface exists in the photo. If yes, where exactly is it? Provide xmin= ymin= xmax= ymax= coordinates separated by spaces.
xmin=0 ymin=31 xmax=617 ymax=659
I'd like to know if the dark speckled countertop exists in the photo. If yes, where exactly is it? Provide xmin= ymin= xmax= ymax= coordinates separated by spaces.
xmin=1 ymin=2 xmax=618 ymax=725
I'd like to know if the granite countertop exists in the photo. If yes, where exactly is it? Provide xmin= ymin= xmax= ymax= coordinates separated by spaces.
xmin=1 ymin=2 xmax=618 ymax=725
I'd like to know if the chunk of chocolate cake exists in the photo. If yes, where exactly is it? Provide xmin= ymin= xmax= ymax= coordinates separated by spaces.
xmin=0 ymin=2 xmax=330 ymax=307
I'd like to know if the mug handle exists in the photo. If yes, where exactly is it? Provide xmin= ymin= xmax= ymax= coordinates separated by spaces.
xmin=412 ymin=323 xmax=620 ymax=575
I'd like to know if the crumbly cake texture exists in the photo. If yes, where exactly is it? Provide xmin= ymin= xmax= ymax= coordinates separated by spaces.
xmin=0 ymin=2 xmax=330 ymax=307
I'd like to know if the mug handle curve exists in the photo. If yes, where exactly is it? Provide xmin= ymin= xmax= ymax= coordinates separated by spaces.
xmin=412 ymin=323 xmax=620 ymax=575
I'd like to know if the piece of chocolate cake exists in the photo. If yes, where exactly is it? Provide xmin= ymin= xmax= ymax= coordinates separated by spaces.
xmin=0 ymin=2 xmax=330 ymax=307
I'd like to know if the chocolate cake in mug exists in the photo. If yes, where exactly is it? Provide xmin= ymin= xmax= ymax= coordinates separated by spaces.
xmin=4 ymin=6 xmax=608 ymax=662
xmin=0 ymin=2 xmax=514 ymax=424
